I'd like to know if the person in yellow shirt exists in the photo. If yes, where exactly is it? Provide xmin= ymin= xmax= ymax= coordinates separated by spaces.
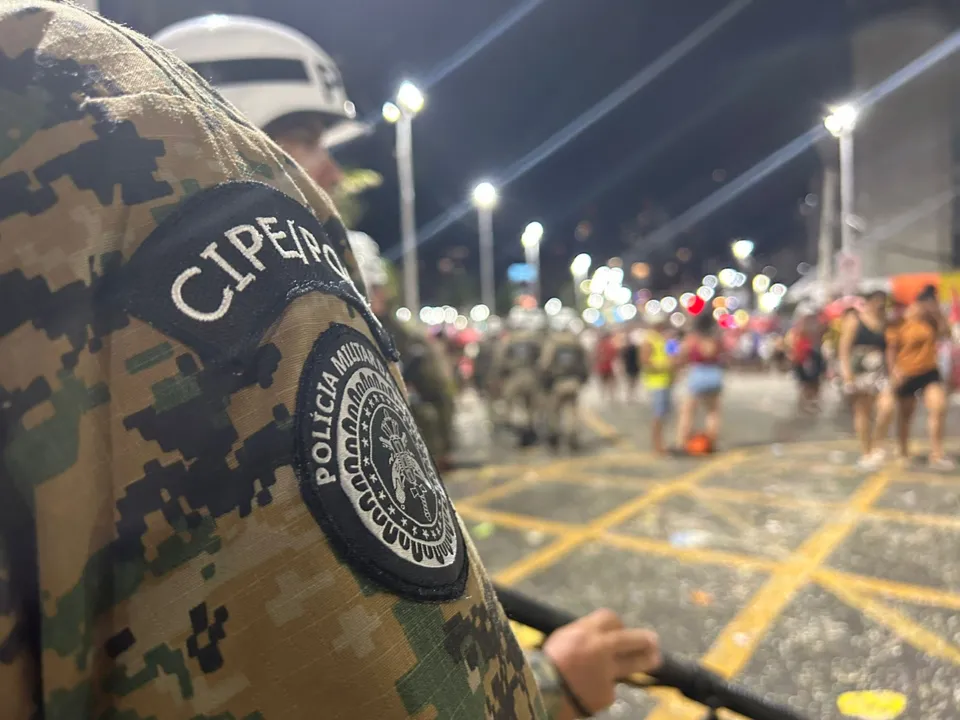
xmin=641 ymin=321 xmax=675 ymax=455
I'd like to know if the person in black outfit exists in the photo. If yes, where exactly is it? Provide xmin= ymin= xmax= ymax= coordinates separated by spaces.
xmin=838 ymin=291 xmax=894 ymax=468
xmin=622 ymin=328 xmax=641 ymax=401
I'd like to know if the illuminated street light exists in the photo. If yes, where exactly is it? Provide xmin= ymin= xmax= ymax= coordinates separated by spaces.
xmin=570 ymin=253 xmax=592 ymax=278
xmin=521 ymin=222 xmax=544 ymax=305
xmin=731 ymin=238 xmax=755 ymax=261
xmin=824 ymin=103 xmax=859 ymax=263
xmin=823 ymin=103 xmax=858 ymax=137
xmin=386 ymin=81 xmax=426 ymax=314
xmin=472 ymin=181 xmax=498 ymax=209
xmin=472 ymin=182 xmax=498 ymax=312
xmin=397 ymin=81 xmax=425 ymax=114
xmin=521 ymin=221 xmax=544 ymax=248
xmin=381 ymin=102 xmax=401 ymax=124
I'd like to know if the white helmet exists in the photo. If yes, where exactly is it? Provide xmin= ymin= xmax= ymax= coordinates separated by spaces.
xmin=347 ymin=231 xmax=388 ymax=290
xmin=154 ymin=15 xmax=369 ymax=148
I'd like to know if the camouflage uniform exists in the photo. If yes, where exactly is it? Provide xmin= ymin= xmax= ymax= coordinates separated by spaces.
xmin=0 ymin=4 xmax=549 ymax=718
xmin=538 ymin=330 xmax=589 ymax=449
xmin=489 ymin=330 xmax=544 ymax=443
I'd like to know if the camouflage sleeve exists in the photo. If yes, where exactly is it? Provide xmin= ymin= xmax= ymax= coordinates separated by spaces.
xmin=1 ymin=3 xmax=546 ymax=717
xmin=0 ymin=505 xmax=36 ymax=720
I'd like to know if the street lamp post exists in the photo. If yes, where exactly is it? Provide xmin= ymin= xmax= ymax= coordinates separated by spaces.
xmin=824 ymin=103 xmax=859 ymax=289
xmin=472 ymin=182 xmax=498 ymax=312
xmin=731 ymin=238 xmax=755 ymax=309
xmin=383 ymin=80 xmax=425 ymax=314
xmin=521 ymin=222 xmax=544 ymax=306
xmin=570 ymin=253 xmax=592 ymax=311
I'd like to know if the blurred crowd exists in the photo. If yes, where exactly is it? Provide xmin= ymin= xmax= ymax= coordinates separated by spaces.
xmin=419 ymin=284 xmax=959 ymax=471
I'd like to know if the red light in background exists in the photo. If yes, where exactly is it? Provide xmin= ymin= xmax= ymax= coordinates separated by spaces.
xmin=687 ymin=295 xmax=706 ymax=315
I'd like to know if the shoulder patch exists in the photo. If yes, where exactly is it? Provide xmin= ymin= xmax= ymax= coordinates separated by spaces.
xmin=294 ymin=324 xmax=467 ymax=600
xmin=111 ymin=181 xmax=396 ymax=364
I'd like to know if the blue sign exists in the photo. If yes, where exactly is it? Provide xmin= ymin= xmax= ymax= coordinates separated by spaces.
xmin=507 ymin=263 xmax=538 ymax=283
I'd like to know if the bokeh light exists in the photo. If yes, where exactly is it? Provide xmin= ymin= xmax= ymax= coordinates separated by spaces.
xmin=470 ymin=303 xmax=491 ymax=322
xmin=718 ymin=268 xmax=737 ymax=287
xmin=752 ymin=274 xmax=771 ymax=293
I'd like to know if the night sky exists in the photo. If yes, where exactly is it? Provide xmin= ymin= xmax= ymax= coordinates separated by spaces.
xmin=106 ymin=0 xmax=857 ymax=304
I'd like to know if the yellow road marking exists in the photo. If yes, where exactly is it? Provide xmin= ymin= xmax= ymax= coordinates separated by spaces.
xmin=698 ymin=486 xmax=960 ymax=531
xmin=817 ymin=568 xmax=960 ymax=611
xmin=459 ymin=474 xmax=539 ymax=508
xmin=600 ymin=532 xmax=778 ymax=573
xmin=696 ymin=486 xmax=836 ymax=511
xmin=697 ymin=471 xmax=891 ymax=678
xmin=495 ymin=532 xmax=590 ymax=585
xmin=820 ymin=574 xmax=960 ymax=667
xmin=494 ymin=452 xmax=743 ymax=586
xmin=867 ymin=507 xmax=960 ymax=531
xmin=455 ymin=505 xmax=578 ymax=536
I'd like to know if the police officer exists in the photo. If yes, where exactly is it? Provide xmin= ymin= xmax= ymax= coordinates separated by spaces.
xmin=158 ymin=15 xmax=457 ymax=468
xmin=348 ymin=232 xmax=457 ymax=470
xmin=490 ymin=308 xmax=547 ymax=446
xmin=539 ymin=310 xmax=589 ymax=451
xmin=0 ymin=5 xmax=660 ymax=718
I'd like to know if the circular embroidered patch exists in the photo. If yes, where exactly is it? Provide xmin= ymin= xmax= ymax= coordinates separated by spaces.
xmin=294 ymin=324 xmax=466 ymax=599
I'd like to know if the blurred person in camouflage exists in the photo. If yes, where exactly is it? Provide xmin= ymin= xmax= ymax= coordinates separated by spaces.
xmin=0 ymin=4 xmax=661 ymax=719
xmin=490 ymin=308 xmax=548 ymax=446
xmin=157 ymin=15 xmax=457 ymax=470
xmin=538 ymin=309 xmax=589 ymax=451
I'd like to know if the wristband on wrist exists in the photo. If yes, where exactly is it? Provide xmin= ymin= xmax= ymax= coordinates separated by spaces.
xmin=525 ymin=649 xmax=594 ymax=718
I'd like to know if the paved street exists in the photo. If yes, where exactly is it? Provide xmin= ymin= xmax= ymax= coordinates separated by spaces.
xmin=446 ymin=374 xmax=960 ymax=719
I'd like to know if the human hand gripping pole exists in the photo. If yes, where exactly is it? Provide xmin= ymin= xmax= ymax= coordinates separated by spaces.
xmin=495 ymin=584 xmax=808 ymax=720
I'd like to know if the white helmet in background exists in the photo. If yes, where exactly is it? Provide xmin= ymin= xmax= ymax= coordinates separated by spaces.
xmin=154 ymin=15 xmax=369 ymax=148
xmin=347 ymin=231 xmax=388 ymax=290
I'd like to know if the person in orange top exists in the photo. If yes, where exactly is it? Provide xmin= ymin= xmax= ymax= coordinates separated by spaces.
xmin=886 ymin=285 xmax=953 ymax=469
